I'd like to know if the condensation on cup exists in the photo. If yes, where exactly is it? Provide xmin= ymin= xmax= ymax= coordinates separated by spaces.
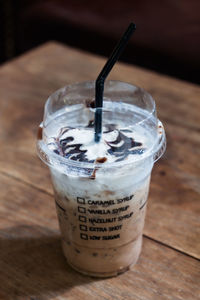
xmin=37 ymin=80 xmax=166 ymax=277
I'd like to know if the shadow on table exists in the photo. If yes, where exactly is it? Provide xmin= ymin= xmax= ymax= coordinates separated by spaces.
xmin=0 ymin=225 xmax=98 ymax=299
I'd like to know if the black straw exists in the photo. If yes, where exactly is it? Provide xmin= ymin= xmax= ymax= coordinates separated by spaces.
xmin=94 ymin=22 xmax=136 ymax=142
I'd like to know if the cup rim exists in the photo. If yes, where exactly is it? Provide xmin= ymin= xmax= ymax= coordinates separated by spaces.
xmin=43 ymin=80 xmax=156 ymax=128
xmin=37 ymin=80 xmax=166 ymax=172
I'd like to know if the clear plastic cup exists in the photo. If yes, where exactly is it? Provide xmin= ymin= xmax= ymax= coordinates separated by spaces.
xmin=37 ymin=80 xmax=166 ymax=277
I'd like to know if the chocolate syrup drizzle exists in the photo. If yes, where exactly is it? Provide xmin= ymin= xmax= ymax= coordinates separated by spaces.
xmin=106 ymin=130 xmax=144 ymax=162
xmin=51 ymin=123 xmax=145 ymax=163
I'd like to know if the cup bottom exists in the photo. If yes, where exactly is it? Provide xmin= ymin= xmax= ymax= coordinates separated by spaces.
xmin=62 ymin=235 xmax=142 ymax=278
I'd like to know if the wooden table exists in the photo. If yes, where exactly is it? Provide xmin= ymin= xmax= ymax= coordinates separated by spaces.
xmin=0 ymin=42 xmax=199 ymax=300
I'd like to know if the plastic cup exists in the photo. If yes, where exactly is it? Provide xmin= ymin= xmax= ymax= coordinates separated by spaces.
xmin=37 ymin=80 xmax=166 ymax=277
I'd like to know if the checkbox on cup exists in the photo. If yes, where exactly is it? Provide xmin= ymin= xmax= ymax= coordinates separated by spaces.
xmin=80 ymin=233 xmax=88 ymax=240
xmin=79 ymin=215 xmax=87 ymax=223
xmin=80 ymin=224 xmax=87 ymax=231
xmin=78 ymin=206 xmax=86 ymax=213
xmin=77 ymin=197 xmax=85 ymax=204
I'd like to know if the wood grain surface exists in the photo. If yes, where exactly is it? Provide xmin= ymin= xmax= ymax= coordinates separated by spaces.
xmin=0 ymin=42 xmax=199 ymax=299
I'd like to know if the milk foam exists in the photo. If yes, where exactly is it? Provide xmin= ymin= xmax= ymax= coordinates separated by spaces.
xmin=45 ymin=102 xmax=156 ymax=165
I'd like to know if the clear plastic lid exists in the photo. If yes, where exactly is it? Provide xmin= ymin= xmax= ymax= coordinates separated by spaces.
xmin=37 ymin=81 xmax=166 ymax=174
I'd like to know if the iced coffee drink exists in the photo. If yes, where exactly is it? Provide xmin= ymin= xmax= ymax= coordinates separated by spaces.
xmin=37 ymin=81 xmax=166 ymax=277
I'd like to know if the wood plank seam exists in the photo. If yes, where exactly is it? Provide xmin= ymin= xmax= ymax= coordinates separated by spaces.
xmin=0 ymin=170 xmax=53 ymax=197
xmin=143 ymin=235 xmax=200 ymax=262
xmin=160 ymin=117 xmax=200 ymax=133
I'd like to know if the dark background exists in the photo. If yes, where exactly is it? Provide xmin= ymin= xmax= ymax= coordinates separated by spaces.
xmin=1 ymin=0 xmax=199 ymax=84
